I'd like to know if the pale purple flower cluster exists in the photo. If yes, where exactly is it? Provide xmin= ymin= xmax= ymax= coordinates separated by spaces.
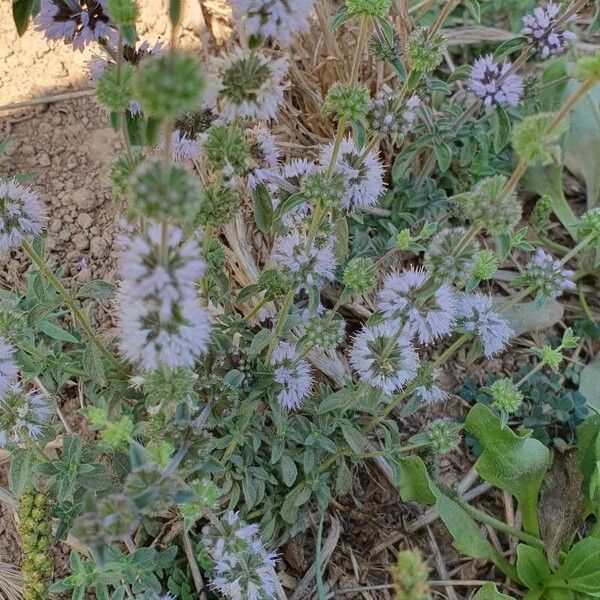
xmin=0 ymin=179 xmax=46 ymax=251
xmin=469 ymin=55 xmax=523 ymax=108
xmin=230 ymin=0 xmax=314 ymax=45
xmin=247 ymin=127 xmax=281 ymax=189
xmin=270 ymin=341 xmax=313 ymax=410
xmin=523 ymin=249 xmax=576 ymax=299
xmin=455 ymin=293 xmax=514 ymax=358
xmin=203 ymin=512 xmax=279 ymax=600
xmin=272 ymin=159 xmax=316 ymax=226
xmin=205 ymin=49 xmax=289 ymax=121
xmin=318 ymin=138 xmax=385 ymax=209
xmin=171 ymin=129 xmax=201 ymax=163
xmin=413 ymin=370 xmax=448 ymax=405
xmin=117 ymin=225 xmax=211 ymax=371
xmin=0 ymin=337 xmax=18 ymax=395
xmin=377 ymin=268 xmax=456 ymax=345
xmin=271 ymin=229 xmax=336 ymax=290
xmin=349 ymin=321 xmax=418 ymax=396
xmin=35 ymin=0 xmax=117 ymax=51
xmin=522 ymin=3 xmax=577 ymax=59
xmin=0 ymin=386 xmax=53 ymax=447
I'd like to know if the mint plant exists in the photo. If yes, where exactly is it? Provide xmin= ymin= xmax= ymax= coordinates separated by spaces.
xmin=3 ymin=0 xmax=600 ymax=598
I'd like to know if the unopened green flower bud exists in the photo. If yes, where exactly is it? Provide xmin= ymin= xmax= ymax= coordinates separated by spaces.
xmin=345 ymin=0 xmax=391 ymax=17
xmin=531 ymin=195 xmax=553 ymax=230
xmin=396 ymin=228 xmax=413 ymax=250
xmin=425 ymin=419 xmax=461 ymax=455
xmin=322 ymin=82 xmax=370 ymax=122
xmin=107 ymin=0 xmax=137 ymax=26
xmin=473 ymin=250 xmax=498 ymax=280
xmin=406 ymin=28 xmax=445 ymax=73
xmin=144 ymin=367 xmax=196 ymax=409
xmin=369 ymin=31 xmax=401 ymax=63
xmin=129 ymin=159 xmax=200 ymax=223
xmin=196 ymin=185 xmax=239 ymax=228
xmin=391 ymin=549 xmax=431 ymax=600
xmin=302 ymin=312 xmax=345 ymax=349
xmin=579 ymin=208 xmax=600 ymax=241
xmin=259 ymin=268 xmax=293 ymax=300
xmin=301 ymin=171 xmax=345 ymax=210
xmin=451 ymin=175 xmax=521 ymax=236
xmin=536 ymin=345 xmax=563 ymax=372
xmin=203 ymin=124 xmax=249 ymax=174
xmin=343 ymin=257 xmax=377 ymax=295
xmin=100 ymin=416 xmax=134 ymax=449
xmin=512 ymin=113 xmax=567 ymax=167
xmin=489 ymin=378 xmax=523 ymax=414
xmin=95 ymin=63 xmax=133 ymax=113
xmin=109 ymin=150 xmax=144 ymax=199
xmin=134 ymin=53 xmax=205 ymax=119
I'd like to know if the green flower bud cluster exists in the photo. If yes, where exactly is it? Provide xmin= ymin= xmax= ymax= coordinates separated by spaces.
xmin=196 ymin=185 xmax=240 ymax=228
xmin=301 ymin=171 xmax=346 ymax=210
xmin=258 ymin=268 xmax=294 ymax=301
xmin=107 ymin=0 xmax=137 ymax=26
xmin=574 ymin=52 xmax=600 ymax=82
xmin=109 ymin=150 xmax=144 ymax=199
xmin=489 ymin=378 xmax=523 ymax=414
xmin=391 ymin=549 xmax=431 ymax=600
xmin=95 ymin=63 xmax=134 ymax=113
xmin=531 ymin=195 xmax=553 ymax=231
xmin=17 ymin=489 xmax=53 ymax=600
xmin=129 ymin=159 xmax=200 ymax=223
xmin=100 ymin=416 xmax=134 ymax=450
xmin=579 ymin=208 xmax=600 ymax=241
xmin=512 ymin=113 xmax=567 ymax=167
xmin=345 ymin=0 xmax=391 ymax=18
xmin=451 ymin=175 xmax=522 ymax=236
xmin=369 ymin=31 xmax=401 ymax=63
xmin=536 ymin=345 xmax=563 ymax=372
xmin=406 ymin=28 xmax=445 ymax=73
xmin=144 ymin=367 xmax=196 ymax=410
xmin=133 ymin=53 xmax=205 ymax=119
xmin=203 ymin=124 xmax=249 ymax=176
xmin=343 ymin=257 xmax=377 ymax=295
xmin=425 ymin=419 xmax=461 ymax=455
xmin=322 ymin=82 xmax=371 ymax=122
xmin=301 ymin=312 xmax=345 ymax=350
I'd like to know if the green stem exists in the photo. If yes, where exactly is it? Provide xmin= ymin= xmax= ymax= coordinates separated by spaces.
xmin=520 ymin=493 xmax=541 ymax=538
xmin=22 ymin=241 xmax=124 ymax=374
xmin=264 ymin=288 xmax=295 ymax=363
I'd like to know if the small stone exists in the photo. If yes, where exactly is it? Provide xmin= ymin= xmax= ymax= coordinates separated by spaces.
xmin=90 ymin=237 xmax=108 ymax=259
xmin=39 ymin=152 xmax=51 ymax=167
xmin=73 ymin=189 xmax=95 ymax=211
xmin=77 ymin=213 xmax=93 ymax=229
xmin=73 ymin=233 xmax=89 ymax=251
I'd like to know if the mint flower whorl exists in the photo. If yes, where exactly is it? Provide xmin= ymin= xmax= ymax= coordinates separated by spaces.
xmin=0 ymin=337 xmax=18 ymax=395
xmin=117 ymin=225 xmax=211 ymax=371
xmin=205 ymin=49 xmax=289 ymax=121
xmin=318 ymin=137 xmax=385 ymax=210
xmin=203 ymin=512 xmax=279 ymax=600
xmin=271 ymin=229 xmax=336 ymax=290
xmin=0 ymin=179 xmax=46 ymax=251
xmin=0 ymin=385 xmax=52 ymax=447
xmin=520 ymin=249 xmax=576 ymax=299
xmin=35 ymin=0 xmax=117 ymax=50
xmin=456 ymin=293 xmax=514 ymax=358
xmin=247 ymin=126 xmax=280 ymax=190
xmin=274 ymin=159 xmax=316 ymax=226
xmin=424 ymin=227 xmax=479 ymax=286
xmin=171 ymin=129 xmax=200 ymax=163
xmin=469 ymin=55 xmax=523 ymax=108
xmin=349 ymin=321 xmax=418 ymax=395
xmin=230 ymin=0 xmax=314 ymax=45
xmin=377 ymin=268 xmax=456 ymax=345
xmin=522 ymin=3 xmax=577 ymax=59
xmin=413 ymin=369 xmax=447 ymax=405
xmin=370 ymin=93 xmax=421 ymax=137
xmin=270 ymin=341 xmax=313 ymax=410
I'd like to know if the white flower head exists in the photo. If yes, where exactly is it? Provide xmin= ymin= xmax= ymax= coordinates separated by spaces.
xmin=0 ymin=337 xmax=18 ymax=396
xmin=0 ymin=179 xmax=46 ymax=250
xmin=270 ymin=341 xmax=313 ymax=410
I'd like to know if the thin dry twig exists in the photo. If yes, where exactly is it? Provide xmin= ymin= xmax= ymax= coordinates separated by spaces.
xmin=0 ymin=89 xmax=96 ymax=112
xmin=426 ymin=526 xmax=458 ymax=600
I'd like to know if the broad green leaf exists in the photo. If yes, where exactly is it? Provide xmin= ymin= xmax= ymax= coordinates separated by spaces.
xmin=168 ymin=0 xmax=181 ymax=26
xmin=516 ymin=544 xmax=551 ymax=590
xmin=473 ymin=583 xmax=517 ymax=600
xmin=393 ymin=456 xmax=435 ymax=505
xmin=464 ymin=405 xmax=550 ymax=524
xmin=252 ymin=184 xmax=273 ymax=232
xmin=580 ymin=353 xmax=600 ymax=409
xmin=502 ymin=299 xmax=563 ymax=337
xmin=77 ymin=280 xmax=116 ymax=300
xmin=82 ymin=344 xmax=106 ymax=386
xmin=9 ymin=448 xmax=38 ymax=497
xmin=491 ymin=106 xmax=511 ymax=153
xmin=563 ymin=81 xmax=600 ymax=209
xmin=318 ymin=388 xmax=354 ymax=414
xmin=464 ymin=0 xmax=480 ymax=22
xmin=576 ymin=414 xmax=600 ymax=497
xmin=549 ymin=538 xmax=600 ymax=594
xmin=12 ymin=0 xmax=35 ymax=35
xmin=280 ymin=455 xmax=297 ymax=488
xmin=36 ymin=320 xmax=79 ymax=344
